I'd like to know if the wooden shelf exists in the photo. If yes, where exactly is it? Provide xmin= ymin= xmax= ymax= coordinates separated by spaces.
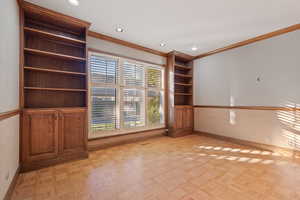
xmin=175 ymin=82 xmax=192 ymax=87
xmin=24 ymin=87 xmax=87 ymax=92
xmin=175 ymin=93 xmax=193 ymax=96
xmin=175 ymin=105 xmax=193 ymax=108
xmin=174 ymin=73 xmax=192 ymax=78
xmin=24 ymin=27 xmax=86 ymax=45
xmin=24 ymin=66 xmax=86 ymax=76
xmin=175 ymin=64 xmax=191 ymax=70
xmin=24 ymin=48 xmax=86 ymax=61
xmin=23 ymin=107 xmax=87 ymax=111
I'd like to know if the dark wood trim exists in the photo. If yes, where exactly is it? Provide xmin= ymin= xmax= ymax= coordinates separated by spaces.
xmin=0 ymin=109 xmax=20 ymax=121
xmin=3 ymin=166 xmax=20 ymax=200
xmin=194 ymin=131 xmax=300 ymax=154
xmin=88 ymin=31 xmax=167 ymax=57
xmin=194 ymin=105 xmax=300 ymax=111
xmin=19 ymin=4 xmax=24 ymax=170
xmin=16 ymin=0 xmax=23 ymax=6
xmin=170 ymin=51 xmax=194 ymax=62
xmin=88 ymin=48 xmax=166 ymax=67
xmin=193 ymin=23 xmax=300 ymax=59
xmin=19 ymin=6 xmax=24 ymax=109
xmin=21 ymin=1 xmax=91 ymax=28
xmin=88 ymin=127 xmax=166 ymax=141
xmin=21 ymin=152 xmax=88 ymax=172
xmin=88 ymin=128 xmax=166 ymax=151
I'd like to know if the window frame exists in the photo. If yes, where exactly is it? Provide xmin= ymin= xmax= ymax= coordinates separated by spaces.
xmin=88 ymin=51 xmax=165 ymax=139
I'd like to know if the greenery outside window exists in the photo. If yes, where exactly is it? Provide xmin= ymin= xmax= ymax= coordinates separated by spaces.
xmin=89 ymin=52 xmax=164 ymax=138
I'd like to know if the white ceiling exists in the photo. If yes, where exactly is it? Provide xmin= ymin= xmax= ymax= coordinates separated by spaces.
xmin=26 ymin=0 xmax=300 ymax=56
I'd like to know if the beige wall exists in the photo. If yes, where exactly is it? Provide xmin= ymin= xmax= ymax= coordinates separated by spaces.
xmin=87 ymin=36 xmax=166 ymax=66
xmin=194 ymin=108 xmax=300 ymax=150
xmin=193 ymin=30 xmax=300 ymax=150
xmin=0 ymin=0 xmax=20 ymax=199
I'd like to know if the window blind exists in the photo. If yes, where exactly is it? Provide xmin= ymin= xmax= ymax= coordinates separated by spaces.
xmin=90 ymin=55 xmax=118 ymax=84
xmin=89 ymin=51 xmax=164 ymax=138
xmin=147 ymin=90 xmax=164 ymax=125
xmin=147 ymin=68 xmax=162 ymax=88
xmin=123 ymin=89 xmax=145 ymax=128
xmin=91 ymin=88 xmax=118 ymax=131
xmin=90 ymin=54 xmax=119 ymax=132
xmin=123 ymin=61 xmax=144 ymax=87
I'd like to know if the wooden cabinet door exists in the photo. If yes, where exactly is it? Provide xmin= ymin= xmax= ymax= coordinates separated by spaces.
xmin=184 ymin=107 xmax=193 ymax=128
xmin=22 ymin=109 xmax=59 ymax=162
xmin=59 ymin=108 xmax=87 ymax=154
xmin=175 ymin=107 xmax=184 ymax=129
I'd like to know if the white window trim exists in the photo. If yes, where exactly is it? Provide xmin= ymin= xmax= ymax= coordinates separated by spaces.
xmin=88 ymin=51 xmax=165 ymax=139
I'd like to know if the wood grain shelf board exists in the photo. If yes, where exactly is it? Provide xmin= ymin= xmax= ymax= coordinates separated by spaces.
xmin=24 ymin=27 xmax=86 ymax=45
xmin=175 ymin=64 xmax=191 ymax=70
xmin=175 ymin=93 xmax=193 ymax=96
xmin=24 ymin=48 xmax=86 ymax=61
xmin=24 ymin=87 xmax=87 ymax=92
xmin=174 ymin=73 xmax=193 ymax=78
xmin=24 ymin=66 xmax=86 ymax=76
xmin=175 ymin=83 xmax=193 ymax=86
xmin=23 ymin=107 xmax=87 ymax=111
xmin=174 ymin=105 xmax=193 ymax=108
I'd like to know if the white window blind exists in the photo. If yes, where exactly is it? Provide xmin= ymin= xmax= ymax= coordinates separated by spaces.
xmin=90 ymin=55 xmax=118 ymax=84
xmin=123 ymin=61 xmax=144 ymax=87
xmin=91 ymin=88 xmax=117 ymax=131
xmin=147 ymin=68 xmax=162 ymax=88
xmin=89 ymin=52 xmax=164 ymax=139
xmin=122 ymin=89 xmax=145 ymax=128
xmin=90 ymin=54 xmax=119 ymax=132
xmin=147 ymin=90 xmax=164 ymax=125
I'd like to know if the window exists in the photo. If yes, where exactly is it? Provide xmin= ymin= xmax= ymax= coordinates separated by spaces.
xmin=123 ymin=89 xmax=145 ymax=128
xmin=89 ymin=52 xmax=164 ymax=138
xmin=147 ymin=90 xmax=164 ymax=125
xmin=89 ymin=55 xmax=119 ymax=133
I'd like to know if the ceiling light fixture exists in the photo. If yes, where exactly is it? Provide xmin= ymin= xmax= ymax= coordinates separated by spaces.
xmin=68 ymin=0 xmax=79 ymax=6
xmin=160 ymin=43 xmax=166 ymax=47
xmin=191 ymin=46 xmax=198 ymax=51
xmin=116 ymin=27 xmax=124 ymax=32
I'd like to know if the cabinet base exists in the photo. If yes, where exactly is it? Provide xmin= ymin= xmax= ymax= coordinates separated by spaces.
xmin=20 ymin=151 xmax=88 ymax=172
xmin=168 ymin=128 xmax=193 ymax=138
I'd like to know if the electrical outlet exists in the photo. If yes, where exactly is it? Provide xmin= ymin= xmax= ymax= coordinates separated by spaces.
xmin=5 ymin=172 xmax=9 ymax=181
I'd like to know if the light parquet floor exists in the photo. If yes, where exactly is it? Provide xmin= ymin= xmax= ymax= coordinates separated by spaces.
xmin=12 ymin=134 xmax=300 ymax=200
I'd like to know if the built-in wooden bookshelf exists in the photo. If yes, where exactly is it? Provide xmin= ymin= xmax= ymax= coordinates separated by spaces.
xmin=167 ymin=51 xmax=194 ymax=137
xmin=22 ymin=7 xmax=88 ymax=109
xmin=20 ymin=2 xmax=91 ymax=172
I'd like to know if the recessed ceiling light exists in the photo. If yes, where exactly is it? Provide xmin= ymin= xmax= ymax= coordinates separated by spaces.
xmin=116 ymin=27 xmax=124 ymax=32
xmin=68 ymin=0 xmax=79 ymax=6
xmin=160 ymin=43 xmax=166 ymax=47
xmin=191 ymin=46 xmax=198 ymax=51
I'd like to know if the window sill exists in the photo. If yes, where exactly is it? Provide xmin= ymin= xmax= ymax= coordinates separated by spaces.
xmin=88 ymin=126 xmax=166 ymax=140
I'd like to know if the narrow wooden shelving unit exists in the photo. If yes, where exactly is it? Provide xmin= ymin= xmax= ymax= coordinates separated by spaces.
xmin=175 ymin=82 xmax=192 ymax=86
xmin=24 ymin=87 xmax=87 ymax=92
xmin=167 ymin=51 xmax=194 ymax=137
xmin=24 ymin=66 xmax=86 ymax=76
xmin=24 ymin=48 xmax=86 ymax=61
xmin=174 ymin=73 xmax=193 ymax=78
xmin=20 ymin=1 xmax=91 ymax=172
xmin=175 ymin=64 xmax=192 ymax=70
xmin=24 ymin=27 xmax=86 ymax=44
xmin=175 ymin=93 xmax=193 ymax=96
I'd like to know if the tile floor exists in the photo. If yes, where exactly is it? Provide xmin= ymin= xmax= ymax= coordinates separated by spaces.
xmin=12 ymin=135 xmax=300 ymax=200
